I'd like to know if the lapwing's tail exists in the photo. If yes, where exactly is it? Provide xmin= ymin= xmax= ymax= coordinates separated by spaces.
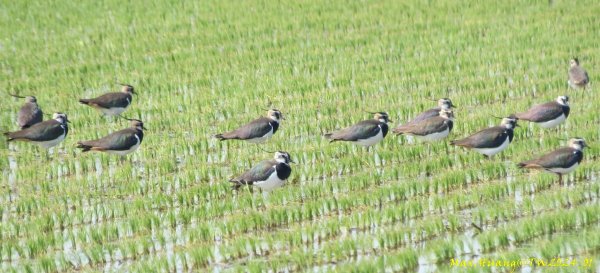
xmin=213 ymin=133 xmax=229 ymax=141
xmin=76 ymin=142 xmax=93 ymax=152
xmin=78 ymin=99 xmax=91 ymax=105
xmin=3 ymin=132 xmax=14 ymax=141
xmin=392 ymin=127 xmax=407 ymax=135
xmin=229 ymin=179 xmax=244 ymax=190
xmin=517 ymin=161 xmax=539 ymax=169
xmin=323 ymin=133 xmax=338 ymax=143
xmin=449 ymin=139 xmax=466 ymax=146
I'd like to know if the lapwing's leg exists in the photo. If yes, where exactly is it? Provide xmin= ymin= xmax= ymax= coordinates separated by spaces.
xmin=261 ymin=191 xmax=270 ymax=209
xmin=119 ymin=155 xmax=126 ymax=164
xmin=558 ymin=174 xmax=563 ymax=186
xmin=483 ymin=154 xmax=490 ymax=160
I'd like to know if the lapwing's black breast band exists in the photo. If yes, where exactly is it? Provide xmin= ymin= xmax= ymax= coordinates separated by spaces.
xmin=562 ymin=105 xmax=570 ymax=118
xmin=276 ymin=163 xmax=292 ymax=180
xmin=380 ymin=123 xmax=389 ymax=137
xmin=270 ymin=121 xmax=279 ymax=134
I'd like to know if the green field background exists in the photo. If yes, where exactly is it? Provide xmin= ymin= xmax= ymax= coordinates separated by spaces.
xmin=1 ymin=0 xmax=599 ymax=272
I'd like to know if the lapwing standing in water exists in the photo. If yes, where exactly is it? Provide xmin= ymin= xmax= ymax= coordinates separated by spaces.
xmin=518 ymin=138 xmax=588 ymax=185
xmin=79 ymin=84 xmax=136 ymax=116
xmin=515 ymin=96 xmax=570 ymax=129
xmin=407 ymin=98 xmax=456 ymax=125
xmin=4 ymin=112 xmax=69 ymax=149
xmin=451 ymin=116 xmax=518 ymax=158
xmin=10 ymin=94 xmax=43 ymax=129
xmin=324 ymin=112 xmax=391 ymax=149
xmin=230 ymin=151 xmax=293 ymax=192
xmin=76 ymin=118 xmax=145 ymax=156
xmin=568 ymin=58 xmax=589 ymax=90
xmin=393 ymin=109 xmax=454 ymax=142
xmin=214 ymin=109 xmax=283 ymax=143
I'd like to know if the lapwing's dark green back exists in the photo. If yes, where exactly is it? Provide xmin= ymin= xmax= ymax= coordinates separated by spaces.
xmin=452 ymin=126 xmax=512 ymax=148
xmin=80 ymin=92 xmax=132 ymax=109
xmin=232 ymin=160 xmax=277 ymax=183
xmin=520 ymin=147 xmax=583 ymax=169
xmin=78 ymin=127 xmax=143 ymax=151
xmin=18 ymin=102 xmax=43 ymax=129
xmin=217 ymin=117 xmax=278 ymax=140
xmin=5 ymin=119 xmax=67 ymax=141
xmin=327 ymin=119 xmax=387 ymax=141
xmin=516 ymin=102 xmax=569 ymax=122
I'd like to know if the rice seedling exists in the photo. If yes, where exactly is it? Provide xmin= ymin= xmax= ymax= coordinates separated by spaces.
xmin=1 ymin=0 xmax=600 ymax=272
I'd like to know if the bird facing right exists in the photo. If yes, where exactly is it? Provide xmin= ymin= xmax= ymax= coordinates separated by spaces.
xmin=324 ymin=112 xmax=391 ymax=148
xmin=515 ymin=95 xmax=570 ymax=129
xmin=76 ymin=119 xmax=146 ymax=156
xmin=79 ymin=84 xmax=136 ymax=116
xmin=393 ymin=109 xmax=454 ymax=142
xmin=451 ymin=116 xmax=518 ymax=158
xmin=518 ymin=138 xmax=588 ymax=185
xmin=214 ymin=109 xmax=283 ymax=143
xmin=11 ymin=94 xmax=43 ymax=129
xmin=568 ymin=58 xmax=589 ymax=90
xmin=4 ymin=112 xmax=69 ymax=149
xmin=230 ymin=151 xmax=293 ymax=192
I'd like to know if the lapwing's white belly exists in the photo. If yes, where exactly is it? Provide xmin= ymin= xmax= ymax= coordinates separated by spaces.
xmin=538 ymin=114 xmax=566 ymax=129
xmin=568 ymin=80 xmax=586 ymax=89
xmin=473 ymin=137 xmax=509 ymax=156
xmin=106 ymin=135 xmax=141 ymax=156
xmin=254 ymin=168 xmax=285 ymax=192
xmin=548 ymin=162 xmax=578 ymax=174
xmin=100 ymin=107 xmax=127 ymax=116
xmin=35 ymin=133 xmax=66 ymax=149
xmin=246 ymin=127 xmax=274 ymax=143
xmin=417 ymin=127 xmax=449 ymax=142
xmin=356 ymin=129 xmax=384 ymax=147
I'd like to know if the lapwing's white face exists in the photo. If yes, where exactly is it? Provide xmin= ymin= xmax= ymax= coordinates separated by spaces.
xmin=569 ymin=138 xmax=587 ymax=150
xmin=25 ymin=96 xmax=37 ymax=103
xmin=267 ymin=109 xmax=283 ymax=122
xmin=556 ymin=96 xmax=569 ymax=106
xmin=439 ymin=109 xmax=454 ymax=120
xmin=131 ymin=120 xmax=145 ymax=131
xmin=438 ymin=98 xmax=453 ymax=109
xmin=122 ymin=85 xmax=135 ymax=94
xmin=274 ymin=151 xmax=292 ymax=164
xmin=374 ymin=112 xmax=391 ymax=123
xmin=53 ymin=113 xmax=68 ymax=124
xmin=501 ymin=118 xmax=517 ymax=129
xmin=570 ymin=59 xmax=579 ymax=67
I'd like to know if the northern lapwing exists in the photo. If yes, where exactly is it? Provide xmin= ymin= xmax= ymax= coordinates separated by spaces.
xmin=214 ymin=109 xmax=283 ymax=143
xmin=4 ymin=112 xmax=69 ymax=148
xmin=518 ymin=138 xmax=588 ymax=185
xmin=79 ymin=84 xmax=136 ymax=116
xmin=393 ymin=109 xmax=454 ymax=142
xmin=451 ymin=116 xmax=518 ymax=158
xmin=408 ymin=98 xmax=456 ymax=124
xmin=568 ymin=58 xmax=589 ymax=90
xmin=10 ymin=94 xmax=43 ymax=129
xmin=230 ymin=151 xmax=293 ymax=192
xmin=515 ymin=96 xmax=570 ymax=129
xmin=324 ymin=112 xmax=391 ymax=148
xmin=76 ymin=118 xmax=145 ymax=156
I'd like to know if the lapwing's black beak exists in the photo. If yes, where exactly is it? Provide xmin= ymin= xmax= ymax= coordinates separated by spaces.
xmin=515 ymin=124 xmax=520 ymax=127
xmin=388 ymin=119 xmax=393 ymax=123
xmin=142 ymin=126 xmax=147 ymax=130
xmin=289 ymin=159 xmax=295 ymax=164
xmin=451 ymin=103 xmax=458 ymax=108
xmin=67 ymin=120 xmax=71 ymax=123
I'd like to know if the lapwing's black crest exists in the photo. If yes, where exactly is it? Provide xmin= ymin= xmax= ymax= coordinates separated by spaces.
xmin=393 ymin=109 xmax=454 ymax=142
xmin=515 ymin=96 xmax=570 ymax=129
xmin=324 ymin=112 xmax=391 ymax=147
xmin=518 ymin=138 xmax=587 ymax=185
xmin=568 ymin=58 xmax=589 ymax=89
xmin=230 ymin=151 xmax=293 ymax=191
xmin=408 ymin=98 xmax=456 ymax=124
xmin=4 ymin=112 xmax=69 ymax=149
xmin=214 ymin=109 xmax=283 ymax=143
xmin=10 ymin=94 xmax=43 ymax=129
xmin=79 ymin=84 xmax=136 ymax=116
xmin=451 ymin=116 xmax=518 ymax=157
xmin=77 ymin=118 xmax=145 ymax=155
